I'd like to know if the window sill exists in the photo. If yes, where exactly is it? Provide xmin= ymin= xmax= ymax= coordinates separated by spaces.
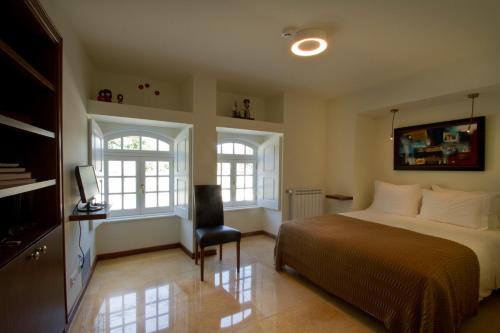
xmin=105 ymin=212 xmax=177 ymax=223
xmin=223 ymin=205 xmax=261 ymax=212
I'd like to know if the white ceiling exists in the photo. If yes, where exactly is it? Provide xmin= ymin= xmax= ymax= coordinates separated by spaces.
xmin=53 ymin=0 xmax=500 ymax=99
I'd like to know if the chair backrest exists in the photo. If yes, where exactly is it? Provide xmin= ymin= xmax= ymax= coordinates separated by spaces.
xmin=194 ymin=185 xmax=224 ymax=229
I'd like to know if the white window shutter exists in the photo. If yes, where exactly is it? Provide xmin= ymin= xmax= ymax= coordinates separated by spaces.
xmin=257 ymin=135 xmax=281 ymax=210
xmin=174 ymin=127 xmax=192 ymax=219
xmin=89 ymin=119 xmax=104 ymax=202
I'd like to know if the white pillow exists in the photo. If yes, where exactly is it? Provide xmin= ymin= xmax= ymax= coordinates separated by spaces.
xmin=369 ymin=181 xmax=422 ymax=217
xmin=432 ymin=185 xmax=499 ymax=229
xmin=419 ymin=189 xmax=490 ymax=229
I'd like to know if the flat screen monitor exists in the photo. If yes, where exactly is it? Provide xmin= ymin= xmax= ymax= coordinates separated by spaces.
xmin=75 ymin=165 xmax=100 ymax=206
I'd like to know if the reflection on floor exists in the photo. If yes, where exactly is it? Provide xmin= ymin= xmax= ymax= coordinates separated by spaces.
xmin=70 ymin=235 xmax=500 ymax=333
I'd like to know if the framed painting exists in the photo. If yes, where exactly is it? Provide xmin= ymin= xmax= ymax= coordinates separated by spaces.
xmin=394 ymin=116 xmax=485 ymax=171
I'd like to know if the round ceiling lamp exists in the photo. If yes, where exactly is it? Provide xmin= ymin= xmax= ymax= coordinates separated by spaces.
xmin=288 ymin=29 xmax=328 ymax=57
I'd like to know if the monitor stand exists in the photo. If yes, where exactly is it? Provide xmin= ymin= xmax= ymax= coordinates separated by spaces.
xmin=77 ymin=201 xmax=104 ymax=212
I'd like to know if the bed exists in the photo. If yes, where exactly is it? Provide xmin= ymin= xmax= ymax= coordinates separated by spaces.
xmin=275 ymin=210 xmax=500 ymax=333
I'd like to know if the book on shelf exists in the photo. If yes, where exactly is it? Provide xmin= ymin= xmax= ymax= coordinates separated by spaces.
xmin=0 ymin=178 xmax=37 ymax=189
xmin=0 ymin=163 xmax=20 ymax=168
xmin=0 ymin=167 xmax=26 ymax=173
xmin=0 ymin=172 xmax=31 ymax=181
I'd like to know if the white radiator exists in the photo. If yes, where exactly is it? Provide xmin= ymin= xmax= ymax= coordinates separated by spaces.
xmin=287 ymin=188 xmax=324 ymax=219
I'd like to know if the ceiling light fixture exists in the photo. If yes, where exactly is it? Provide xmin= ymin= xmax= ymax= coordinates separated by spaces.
xmin=288 ymin=29 xmax=328 ymax=57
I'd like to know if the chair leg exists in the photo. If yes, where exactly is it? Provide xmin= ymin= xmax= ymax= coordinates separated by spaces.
xmin=219 ymin=244 xmax=223 ymax=260
xmin=195 ymin=239 xmax=198 ymax=265
xmin=200 ymin=246 xmax=205 ymax=281
xmin=236 ymin=240 xmax=240 ymax=274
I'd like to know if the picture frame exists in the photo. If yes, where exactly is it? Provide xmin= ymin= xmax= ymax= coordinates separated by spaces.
xmin=394 ymin=116 xmax=485 ymax=171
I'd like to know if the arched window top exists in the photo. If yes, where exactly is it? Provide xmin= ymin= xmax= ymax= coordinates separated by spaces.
xmin=106 ymin=131 xmax=172 ymax=152
xmin=217 ymin=140 xmax=255 ymax=156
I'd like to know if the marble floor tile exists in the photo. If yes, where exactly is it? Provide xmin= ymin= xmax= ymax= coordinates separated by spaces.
xmin=69 ymin=235 xmax=500 ymax=333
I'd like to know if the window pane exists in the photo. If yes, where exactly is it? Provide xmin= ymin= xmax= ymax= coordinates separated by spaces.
xmin=158 ymin=140 xmax=170 ymax=151
xmin=109 ymin=194 xmax=122 ymax=210
xmin=108 ymin=138 xmax=121 ymax=150
xmin=217 ymin=144 xmax=221 ymax=154
xmin=236 ymin=189 xmax=244 ymax=201
xmin=158 ymin=161 xmax=169 ymax=175
xmin=141 ymin=137 xmax=157 ymax=151
xmin=236 ymin=163 xmax=245 ymax=175
xmin=245 ymin=188 xmax=254 ymax=201
xmin=236 ymin=176 xmax=244 ymax=188
xmin=145 ymin=161 xmax=157 ymax=176
xmin=123 ymin=194 xmax=136 ymax=209
xmin=158 ymin=192 xmax=169 ymax=207
xmin=245 ymin=176 xmax=253 ymax=187
xmin=221 ymin=163 xmax=230 ymax=175
xmin=222 ymin=189 xmax=231 ymax=202
xmin=246 ymin=163 xmax=253 ymax=175
xmin=108 ymin=160 xmax=122 ymax=176
xmin=124 ymin=178 xmax=136 ymax=193
xmin=221 ymin=143 xmax=233 ymax=154
xmin=217 ymin=176 xmax=221 ymax=185
xmin=245 ymin=146 xmax=254 ymax=155
xmin=158 ymin=177 xmax=169 ymax=191
xmin=123 ymin=136 xmax=140 ymax=150
xmin=234 ymin=143 xmax=245 ymax=155
xmin=145 ymin=193 xmax=157 ymax=208
xmin=108 ymin=178 xmax=122 ymax=193
xmin=123 ymin=161 xmax=136 ymax=176
xmin=145 ymin=177 xmax=157 ymax=192
xmin=221 ymin=176 xmax=231 ymax=189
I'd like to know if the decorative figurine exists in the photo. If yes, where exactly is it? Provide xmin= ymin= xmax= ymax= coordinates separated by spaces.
xmin=243 ymin=98 xmax=251 ymax=119
xmin=232 ymin=100 xmax=240 ymax=118
xmin=97 ymin=89 xmax=112 ymax=102
xmin=117 ymin=94 xmax=124 ymax=104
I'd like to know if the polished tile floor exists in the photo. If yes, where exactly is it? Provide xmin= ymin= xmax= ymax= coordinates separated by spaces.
xmin=70 ymin=235 xmax=500 ymax=333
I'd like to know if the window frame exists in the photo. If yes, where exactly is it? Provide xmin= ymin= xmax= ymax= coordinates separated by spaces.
xmin=104 ymin=130 xmax=175 ymax=217
xmin=217 ymin=139 xmax=258 ymax=208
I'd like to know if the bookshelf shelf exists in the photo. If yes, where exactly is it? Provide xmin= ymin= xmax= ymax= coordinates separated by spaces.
xmin=0 ymin=114 xmax=55 ymax=138
xmin=0 ymin=179 xmax=56 ymax=199
xmin=0 ymin=39 xmax=55 ymax=92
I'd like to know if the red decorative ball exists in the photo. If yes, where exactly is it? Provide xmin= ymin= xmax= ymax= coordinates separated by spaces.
xmin=138 ymin=84 xmax=144 ymax=90
xmin=145 ymin=83 xmax=150 ymax=88
xmin=154 ymin=90 xmax=160 ymax=96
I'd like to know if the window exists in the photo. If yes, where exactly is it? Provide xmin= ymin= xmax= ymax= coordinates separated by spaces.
xmin=104 ymin=132 xmax=174 ymax=217
xmin=217 ymin=140 xmax=257 ymax=207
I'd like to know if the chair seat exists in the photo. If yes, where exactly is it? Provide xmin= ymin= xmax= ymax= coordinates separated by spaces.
xmin=195 ymin=225 xmax=241 ymax=247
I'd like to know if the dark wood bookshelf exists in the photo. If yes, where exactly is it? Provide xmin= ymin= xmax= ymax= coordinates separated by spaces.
xmin=0 ymin=114 xmax=55 ymax=138
xmin=0 ymin=39 xmax=55 ymax=91
xmin=0 ymin=1 xmax=65 ymax=332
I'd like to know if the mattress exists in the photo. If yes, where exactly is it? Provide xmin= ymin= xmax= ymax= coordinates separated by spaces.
xmin=343 ymin=209 xmax=500 ymax=299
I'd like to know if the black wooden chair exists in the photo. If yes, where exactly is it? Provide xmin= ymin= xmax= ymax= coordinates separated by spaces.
xmin=194 ymin=185 xmax=241 ymax=281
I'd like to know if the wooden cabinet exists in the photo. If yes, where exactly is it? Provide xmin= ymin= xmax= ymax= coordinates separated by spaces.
xmin=0 ymin=226 xmax=65 ymax=333
xmin=0 ymin=1 xmax=65 ymax=332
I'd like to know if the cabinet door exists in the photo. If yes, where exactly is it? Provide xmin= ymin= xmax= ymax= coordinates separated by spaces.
xmin=0 ymin=226 xmax=65 ymax=333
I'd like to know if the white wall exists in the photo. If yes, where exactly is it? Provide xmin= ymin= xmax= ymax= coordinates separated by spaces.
xmin=326 ymin=51 xmax=500 ymax=211
xmin=368 ymin=93 xmax=500 ymax=199
xmin=40 ymin=0 xmax=94 ymax=314
xmin=96 ymin=216 xmax=180 ymax=254
xmin=92 ymin=71 xmax=189 ymax=111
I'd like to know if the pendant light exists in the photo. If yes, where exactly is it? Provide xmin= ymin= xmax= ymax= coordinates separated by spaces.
xmin=389 ymin=109 xmax=399 ymax=141
xmin=466 ymin=93 xmax=479 ymax=133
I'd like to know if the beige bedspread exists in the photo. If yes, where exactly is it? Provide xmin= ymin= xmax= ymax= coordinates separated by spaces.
xmin=275 ymin=214 xmax=479 ymax=333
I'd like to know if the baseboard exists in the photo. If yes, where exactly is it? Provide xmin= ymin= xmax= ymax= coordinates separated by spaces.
xmin=242 ymin=230 xmax=276 ymax=239
xmin=180 ymin=242 xmax=217 ymax=259
xmin=66 ymin=259 xmax=97 ymax=331
xmin=96 ymin=243 xmax=181 ymax=261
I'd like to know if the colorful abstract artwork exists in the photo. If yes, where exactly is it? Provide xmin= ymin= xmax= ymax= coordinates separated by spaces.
xmin=394 ymin=117 xmax=485 ymax=171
